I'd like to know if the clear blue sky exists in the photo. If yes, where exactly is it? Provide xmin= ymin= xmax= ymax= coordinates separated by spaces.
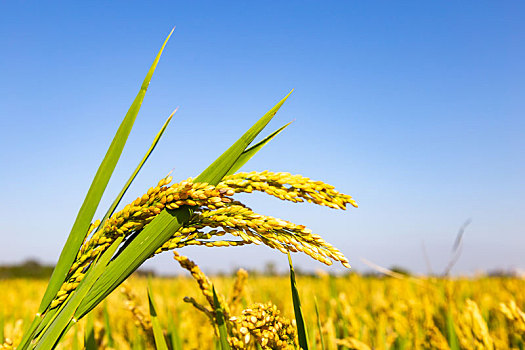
xmin=1 ymin=1 xmax=523 ymax=275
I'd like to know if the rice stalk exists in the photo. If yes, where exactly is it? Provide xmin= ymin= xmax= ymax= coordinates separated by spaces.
xmin=213 ymin=287 xmax=232 ymax=350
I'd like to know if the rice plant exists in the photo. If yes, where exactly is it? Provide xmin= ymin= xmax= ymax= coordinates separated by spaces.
xmin=10 ymin=28 xmax=357 ymax=349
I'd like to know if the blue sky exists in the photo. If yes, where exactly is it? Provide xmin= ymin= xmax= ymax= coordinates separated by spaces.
xmin=1 ymin=1 xmax=524 ymax=275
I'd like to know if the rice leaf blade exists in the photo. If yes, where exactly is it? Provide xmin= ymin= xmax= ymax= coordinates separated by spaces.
xmin=314 ymin=296 xmax=325 ymax=350
xmin=167 ymin=311 xmax=182 ymax=350
xmin=16 ymin=315 xmax=44 ymax=350
xmin=84 ymin=312 xmax=96 ymax=350
xmin=148 ymin=284 xmax=169 ymax=350
xmin=37 ymin=28 xmax=175 ymax=315
xmin=195 ymin=90 xmax=293 ymax=184
xmin=287 ymin=253 xmax=309 ymax=350
xmin=447 ymin=308 xmax=460 ymax=350
xmin=103 ymin=302 xmax=114 ymax=348
xmin=97 ymin=110 xmax=176 ymax=233
xmin=72 ymin=323 xmax=80 ymax=350
xmin=35 ymin=236 xmax=124 ymax=349
xmin=0 ymin=312 xmax=4 ymax=343
xmin=77 ymin=209 xmax=191 ymax=317
xmin=227 ymin=121 xmax=291 ymax=175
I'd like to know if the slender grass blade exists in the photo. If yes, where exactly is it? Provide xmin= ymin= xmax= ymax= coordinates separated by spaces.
xmin=447 ymin=308 xmax=460 ymax=350
xmin=195 ymin=90 xmax=293 ymax=184
xmin=314 ymin=296 xmax=325 ymax=350
xmin=0 ymin=312 xmax=4 ymax=343
xmin=103 ymin=302 xmax=114 ymax=348
xmin=35 ymin=237 xmax=124 ymax=349
xmin=96 ymin=109 xmax=176 ymax=234
xmin=148 ymin=284 xmax=169 ymax=350
xmin=227 ymin=121 xmax=292 ymax=175
xmin=37 ymin=28 xmax=175 ymax=316
xmin=72 ymin=323 xmax=80 ymax=350
xmin=287 ymin=253 xmax=309 ymax=350
xmin=84 ymin=312 xmax=96 ymax=350
xmin=167 ymin=311 xmax=182 ymax=350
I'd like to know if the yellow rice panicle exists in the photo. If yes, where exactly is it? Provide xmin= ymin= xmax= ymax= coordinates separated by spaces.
xmin=334 ymin=337 xmax=371 ymax=350
xmin=218 ymin=171 xmax=357 ymax=210
xmin=50 ymin=177 xmax=234 ymax=309
xmin=50 ymin=171 xmax=353 ymax=310
xmin=455 ymin=299 xmax=494 ymax=350
xmin=0 ymin=319 xmax=23 ymax=350
xmin=156 ymin=236 xmax=251 ymax=253
xmin=0 ymin=340 xmax=13 ymax=350
xmin=73 ymin=176 xmax=233 ymax=273
xmin=500 ymin=300 xmax=525 ymax=336
xmin=173 ymin=251 xmax=230 ymax=318
xmin=423 ymin=305 xmax=450 ymax=350
xmin=229 ymin=269 xmax=249 ymax=315
xmin=120 ymin=283 xmax=154 ymax=344
xmin=229 ymin=302 xmax=298 ymax=350
xmin=174 ymin=205 xmax=351 ymax=268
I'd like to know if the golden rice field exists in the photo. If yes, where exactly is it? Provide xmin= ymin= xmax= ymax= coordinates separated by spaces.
xmin=1 ymin=269 xmax=524 ymax=349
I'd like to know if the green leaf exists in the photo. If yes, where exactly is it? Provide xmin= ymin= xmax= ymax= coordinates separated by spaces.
xmin=0 ymin=311 xmax=4 ymax=343
xmin=16 ymin=313 xmax=46 ymax=350
xmin=75 ymin=91 xmax=293 ymax=318
xmin=167 ymin=311 xmax=182 ymax=350
xmin=226 ymin=121 xmax=292 ymax=176
xmin=148 ymin=283 xmax=169 ymax=350
xmin=195 ymin=90 xmax=293 ymax=184
xmin=21 ymin=112 xmax=176 ymax=350
xmin=35 ymin=236 xmax=124 ymax=349
xmin=213 ymin=287 xmax=231 ymax=350
xmin=84 ymin=312 xmax=96 ymax=350
xmin=447 ymin=308 xmax=460 ymax=350
xmin=97 ymin=109 xmax=176 ymax=235
xmin=314 ymin=297 xmax=325 ymax=350
xmin=77 ymin=210 xmax=192 ymax=318
xmin=37 ymin=27 xmax=175 ymax=316
xmin=103 ymin=302 xmax=114 ymax=348
xmin=288 ymin=253 xmax=309 ymax=350
xmin=72 ymin=323 xmax=80 ymax=350
xmin=23 ymin=308 xmax=56 ymax=348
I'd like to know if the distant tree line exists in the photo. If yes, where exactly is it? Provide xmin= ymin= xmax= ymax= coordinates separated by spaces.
xmin=0 ymin=259 xmax=55 ymax=279
xmin=1 ymin=259 xmax=519 ymax=279
xmin=0 ymin=259 xmax=159 ymax=279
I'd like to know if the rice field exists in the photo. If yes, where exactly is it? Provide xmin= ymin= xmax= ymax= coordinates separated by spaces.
xmin=1 ymin=269 xmax=524 ymax=349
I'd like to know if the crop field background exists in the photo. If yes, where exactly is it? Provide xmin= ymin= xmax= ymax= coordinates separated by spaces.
xmin=1 ymin=271 xmax=524 ymax=349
